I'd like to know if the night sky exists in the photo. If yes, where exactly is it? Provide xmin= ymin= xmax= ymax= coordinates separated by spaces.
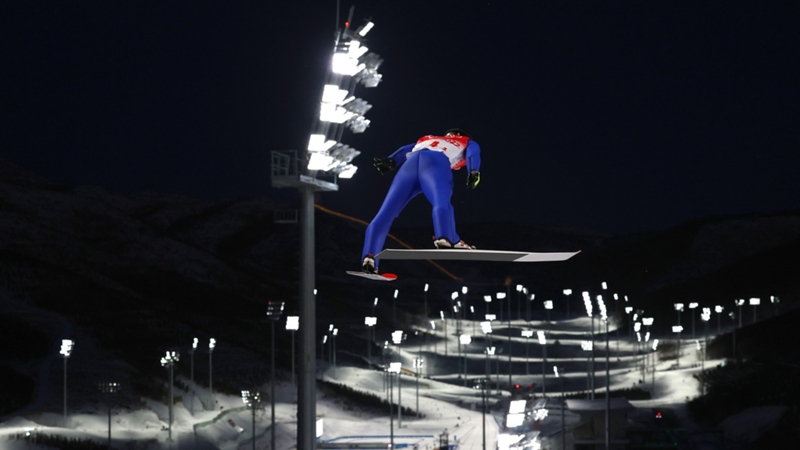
xmin=2 ymin=1 xmax=798 ymax=234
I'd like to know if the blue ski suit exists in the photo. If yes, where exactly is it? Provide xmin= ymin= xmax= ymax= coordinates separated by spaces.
xmin=362 ymin=134 xmax=481 ymax=268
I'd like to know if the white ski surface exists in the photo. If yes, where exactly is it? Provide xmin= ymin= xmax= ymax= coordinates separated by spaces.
xmin=345 ymin=271 xmax=398 ymax=281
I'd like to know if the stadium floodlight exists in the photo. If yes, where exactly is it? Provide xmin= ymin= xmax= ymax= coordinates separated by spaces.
xmin=544 ymin=300 xmax=554 ymax=310
xmin=392 ymin=330 xmax=403 ymax=345
xmin=553 ymin=366 xmax=560 ymax=377
xmin=388 ymin=362 xmax=401 ymax=373
xmin=160 ymin=351 xmax=180 ymax=442
xmin=322 ymin=84 xmax=349 ymax=104
xmin=672 ymin=325 xmax=683 ymax=333
xmin=440 ymin=311 xmax=445 ymax=320
xmin=451 ymin=291 xmax=459 ymax=300
xmin=487 ymin=346 xmax=496 ymax=356
xmin=484 ymin=295 xmax=492 ymax=303
xmin=625 ymin=295 xmax=630 ymax=302
xmin=481 ymin=321 xmax=493 ymax=334
xmin=735 ymin=299 xmax=745 ymax=306
xmin=674 ymin=303 xmax=685 ymax=311
xmin=286 ymin=316 xmax=300 ymax=331
xmin=533 ymin=408 xmax=549 ymax=421
xmin=357 ymin=21 xmax=374 ymax=36
xmin=689 ymin=302 xmax=699 ymax=309
xmin=625 ymin=306 xmax=633 ymax=314
xmin=537 ymin=331 xmax=546 ymax=346
xmin=613 ymin=293 xmax=619 ymax=301
xmin=563 ymin=289 xmax=572 ymax=295
xmin=496 ymin=292 xmax=506 ymax=300
xmin=333 ymin=328 xmax=338 ymax=336
xmin=581 ymin=341 xmax=593 ymax=351
xmin=516 ymin=284 xmax=523 ymax=292
xmin=208 ymin=338 xmax=216 ymax=411
xmin=749 ymin=298 xmax=760 ymax=305
xmin=601 ymin=282 xmax=608 ymax=290
xmin=485 ymin=314 xmax=497 ymax=321
xmin=430 ymin=320 xmax=436 ymax=330
xmin=323 ymin=335 xmax=328 ymax=344
xmin=307 ymin=153 xmax=337 ymax=171
xmin=653 ymin=339 xmax=659 ymax=351
xmin=636 ymin=332 xmax=642 ymax=342
xmin=634 ymin=322 xmax=641 ymax=332
xmin=715 ymin=305 xmax=723 ymax=313
xmin=633 ymin=313 xmax=638 ymax=322
xmin=701 ymin=308 xmax=711 ymax=322
xmin=365 ymin=317 xmax=377 ymax=326
xmin=645 ymin=332 xmax=650 ymax=342
xmin=521 ymin=330 xmax=534 ymax=338
xmin=460 ymin=334 xmax=472 ymax=345
xmin=462 ymin=286 xmax=469 ymax=294
xmin=642 ymin=317 xmax=654 ymax=326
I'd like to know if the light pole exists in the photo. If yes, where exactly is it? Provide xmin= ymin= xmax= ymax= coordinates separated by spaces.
xmin=423 ymin=283 xmax=429 ymax=319
xmin=701 ymin=307 xmax=711 ymax=395
xmin=270 ymin=16 xmax=382 ymax=450
xmin=581 ymin=340 xmax=593 ymax=396
xmin=516 ymin=284 xmax=523 ymax=321
xmin=715 ymin=305 xmax=724 ymax=335
xmin=430 ymin=320 xmax=437 ymax=370
xmin=208 ymin=338 xmax=216 ymax=411
xmin=460 ymin=334 xmax=471 ymax=386
xmin=688 ymin=302 xmax=699 ymax=339
xmin=481 ymin=321 xmax=493 ymax=393
xmin=735 ymin=299 xmax=745 ymax=328
xmin=537 ymin=330 xmax=547 ymax=397
xmin=543 ymin=300 xmax=554 ymax=324
xmin=160 ymin=351 xmax=179 ymax=442
xmin=365 ymin=316 xmax=377 ymax=367
xmin=486 ymin=346 xmax=496 ymax=396
xmin=392 ymin=330 xmax=403 ymax=428
xmin=97 ymin=382 xmax=120 ymax=449
xmin=521 ymin=330 xmax=533 ymax=375
xmin=642 ymin=317 xmax=654 ymax=384
xmin=332 ymin=328 xmax=339 ymax=374
xmin=597 ymin=294 xmax=610 ymax=450
xmin=267 ymin=301 xmax=284 ymax=450
xmin=674 ymin=303 xmax=684 ymax=367
xmin=651 ymin=339 xmax=659 ymax=396
xmin=452 ymin=292 xmax=461 ymax=375
xmin=241 ymin=390 xmax=262 ymax=450
xmin=388 ymin=362 xmax=401 ymax=448
xmin=60 ymin=339 xmax=73 ymax=423
xmin=554 ymin=366 xmax=566 ymax=450
xmin=625 ymin=306 xmax=634 ymax=342
xmin=413 ymin=358 xmax=423 ymax=418
xmin=749 ymin=297 xmax=760 ymax=323
xmin=441 ymin=310 xmax=447 ymax=356
xmin=770 ymin=296 xmax=780 ymax=316
xmin=672 ymin=325 xmax=684 ymax=367
xmin=393 ymin=289 xmax=399 ymax=323
xmin=497 ymin=290 xmax=511 ymax=389
xmin=190 ymin=337 xmax=197 ymax=414
xmin=287 ymin=316 xmax=299 ymax=391
xmin=474 ymin=378 xmax=488 ymax=450
xmin=563 ymin=289 xmax=572 ymax=320
xmin=583 ymin=291 xmax=595 ymax=399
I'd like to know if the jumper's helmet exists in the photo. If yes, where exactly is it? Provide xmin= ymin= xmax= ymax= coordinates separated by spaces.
xmin=445 ymin=128 xmax=470 ymax=138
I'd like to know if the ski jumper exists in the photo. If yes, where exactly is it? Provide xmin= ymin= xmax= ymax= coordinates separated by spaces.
xmin=362 ymin=134 xmax=482 ymax=268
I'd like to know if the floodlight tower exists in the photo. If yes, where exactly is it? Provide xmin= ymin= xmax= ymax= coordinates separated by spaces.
xmin=521 ymin=329 xmax=534 ymax=375
xmin=393 ymin=289 xmax=399 ymax=322
xmin=440 ymin=310 xmax=448 ymax=356
xmin=60 ymin=339 xmax=74 ymax=422
xmin=190 ymin=337 xmax=198 ymax=414
xmin=581 ymin=340 xmax=593 ymax=395
xmin=208 ymin=338 xmax=216 ymax=410
xmin=270 ymin=14 xmax=382 ymax=450
xmin=392 ymin=330 xmax=404 ymax=427
xmin=516 ymin=284 xmax=524 ymax=321
xmin=460 ymin=334 xmax=472 ymax=386
xmin=388 ymin=362 xmax=401 ymax=448
xmin=160 ymin=351 xmax=180 ymax=441
xmin=365 ymin=316 xmax=377 ymax=367
xmin=642 ymin=317 xmax=654 ymax=381
xmin=241 ymin=390 xmax=262 ymax=450
xmin=688 ymin=302 xmax=699 ymax=339
xmin=563 ymin=289 xmax=572 ymax=320
xmin=582 ymin=291 xmax=595 ymax=399
xmin=749 ymin=297 xmax=760 ymax=323
xmin=597 ymin=294 xmax=611 ymax=450
xmin=267 ymin=301 xmax=284 ymax=450
xmin=714 ymin=305 xmax=724 ymax=335
xmin=701 ymin=307 xmax=711 ymax=393
xmin=770 ymin=296 xmax=780 ymax=316
xmin=97 ymin=382 xmax=120 ymax=448
xmin=735 ymin=299 xmax=745 ymax=328
xmin=287 ymin=316 xmax=300 ymax=389
xmin=672 ymin=325 xmax=684 ymax=367
xmin=486 ymin=346 xmax=496 ymax=396
xmin=496 ymin=291 xmax=510 ymax=389
xmin=674 ymin=303 xmax=684 ymax=366
xmin=537 ymin=330 xmax=547 ymax=397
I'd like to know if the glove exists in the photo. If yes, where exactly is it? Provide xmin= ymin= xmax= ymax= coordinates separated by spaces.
xmin=373 ymin=157 xmax=396 ymax=175
xmin=467 ymin=170 xmax=481 ymax=189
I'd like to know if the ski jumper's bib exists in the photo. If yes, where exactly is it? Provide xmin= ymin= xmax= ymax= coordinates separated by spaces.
xmin=410 ymin=135 xmax=470 ymax=170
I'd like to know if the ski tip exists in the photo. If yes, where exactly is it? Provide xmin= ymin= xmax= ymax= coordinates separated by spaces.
xmin=382 ymin=273 xmax=398 ymax=280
